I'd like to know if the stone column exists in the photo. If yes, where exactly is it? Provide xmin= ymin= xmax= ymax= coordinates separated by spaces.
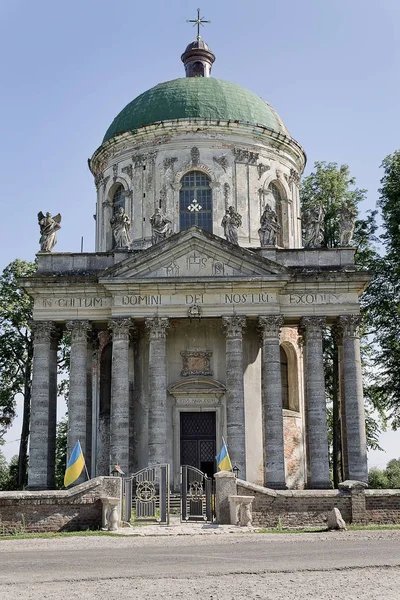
xmin=299 ymin=316 xmax=331 ymax=489
xmin=66 ymin=320 xmax=91 ymax=482
xmin=258 ymin=315 xmax=286 ymax=489
xmin=109 ymin=318 xmax=133 ymax=475
xmin=337 ymin=315 xmax=368 ymax=483
xmin=222 ymin=316 xmax=246 ymax=479
xmin=145 ymin=317 xmax=169 ymax=466
xmin=331 ymin=323 xmax=348 ymax=480
xmin=28 ymin=321 xmax=58 ymax=490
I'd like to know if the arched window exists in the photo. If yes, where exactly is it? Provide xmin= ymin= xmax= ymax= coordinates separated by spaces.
xmin=268 ymin=182 xmax=283 ymax=246
xmin=280 ymin=346 xmax=289 ymax=410
xmin=112 ymin=184 xmax=125 ymax=215
xmin=192 ymin=61 xmax=205 ymax=77
xmin=179 ymin=171 xmax=212 ymax=233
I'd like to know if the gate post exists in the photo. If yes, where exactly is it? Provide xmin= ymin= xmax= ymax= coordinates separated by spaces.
xmin=215 ymin=471 xmax=237 ymax=524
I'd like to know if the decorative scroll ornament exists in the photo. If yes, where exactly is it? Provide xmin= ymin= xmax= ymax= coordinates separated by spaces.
xmin=191 ymin=146 xmax=200 ymax=166
xmin=298 ymin=316 xmax=326 ymax=341
xmin=258 ymin=315 xmax=284 ymax=339
xmin=108 ymin=318 xmax=132 ymax=341
xmin=187 ymin=304 xmax=202 ymax=320
xmin=121 ymin=164 xmax=133 ymax=180
xmin=164 ymin=156 xmax=178 ymax=170
xmin=213 ymin=155 xmax=228 ymax=172
xmin=145 ymin=317 xmax=170 ymax=340
xmin=66 ymin=320 xmax=91 ymax=342
xmin=234 ymin=148 xmax=259 ymax=164
xmin=289 ymin=168 xmax=300 ymax=186
xmin=189 ymin=480 xmax=203 ymax=499
xmin=112 ymin=164 xmax=118 ymax=181
xmin=257 ymin=163 xmax=270 ymax=179
xmin=180 ymin=349 xmax=212 ymax=377
xmin=222 ymin=316 xmax=246 ymax=339
xmin=223 ymin=182 xmax=230 ymax=206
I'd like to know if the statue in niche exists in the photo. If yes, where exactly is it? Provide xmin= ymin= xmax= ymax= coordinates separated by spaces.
xmin=339 ymin=203 xmax=357 ymax=246
xmin=258 ymin=204 xmax=280 ymax=247
xmin=110 ymin=207 xmax=131 ymax=248
xmin=38 ymin=211 xmax=62 ymax=252
xmin=221 ymin=206 xmax=242 ymax=245
xmin=302 ymin=205 xmax=325 ymax=248
xmin=150 ymin=208 xmax=172 ymax=244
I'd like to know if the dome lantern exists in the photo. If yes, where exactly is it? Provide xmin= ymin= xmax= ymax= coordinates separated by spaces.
xmin=182 ymin=9 xmax=215 ymax=77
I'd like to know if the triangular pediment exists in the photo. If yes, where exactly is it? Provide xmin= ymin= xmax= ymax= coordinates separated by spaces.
xmin=101 ymin=227 xmax=288 ymax=280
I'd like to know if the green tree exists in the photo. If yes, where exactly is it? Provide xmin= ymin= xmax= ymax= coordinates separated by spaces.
xmin=55 ymin=418 xmax=68 ymax=489
xmin=0 ymin=452 xmax=19 ymax=491
xmin=362 ymin=151 xmax=400 ymax=428
xmin=368 ymin=458 xmax=400 ymax=489
xmin=300 ymin=161 xmax=367 ymax=248
xmin=0 ymin=260 xmax=36 ymax=488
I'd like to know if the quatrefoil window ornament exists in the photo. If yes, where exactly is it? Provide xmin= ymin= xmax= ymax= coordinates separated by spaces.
xmin=187 ymin=198 xmax=202 ymax=212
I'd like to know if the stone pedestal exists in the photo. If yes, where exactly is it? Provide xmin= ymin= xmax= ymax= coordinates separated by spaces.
xmin=215 ymin=471 xmax=237 ymax=524
xmin=259 ymin=315 xmax=286 ymax=489
xmin=28 ymin=321 xmax=58 ymax=490
xmin=222 ymin=316 xmax=246 ymax=479
xmin=337 ymin=316 xmax=368 ymax=483
xmin=109 ymin=319 xmax=132 ymax=475
xmin=146 ymin=317 xmax=169 ymax=466
xmin=299 ymin=316 xmax=331 ymax=489
xmin=66 ymin=320 xmax=91 ymax=484
xmin=228 ymin=495 xmax=255 ymax=526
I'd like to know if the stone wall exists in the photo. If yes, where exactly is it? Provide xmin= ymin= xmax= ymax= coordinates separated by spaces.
xmin=0 ymin=477 xmax=121 ymax=535
xmin=234 ymin=479 xmax=400 ymax=528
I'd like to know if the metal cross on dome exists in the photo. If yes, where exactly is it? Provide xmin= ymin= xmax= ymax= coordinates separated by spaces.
xmin=187 ymin=198 xmax=202 ymax=212
xmin=186 ymin=8 xmax=211 ymax=41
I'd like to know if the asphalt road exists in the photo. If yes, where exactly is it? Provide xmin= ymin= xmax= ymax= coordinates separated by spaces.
xmin=1 ymin=530 xmax=400 ymax=599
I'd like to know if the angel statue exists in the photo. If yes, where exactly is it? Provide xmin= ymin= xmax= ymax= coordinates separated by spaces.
xmin=110 ymin=206 xmax=131 ymax=248
xmin=38 ymin=211 xmax=62 ymax=252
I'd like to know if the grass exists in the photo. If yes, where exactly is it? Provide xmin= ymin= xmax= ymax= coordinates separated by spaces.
xmin=0 ymin=530 xmax=117 ymax=541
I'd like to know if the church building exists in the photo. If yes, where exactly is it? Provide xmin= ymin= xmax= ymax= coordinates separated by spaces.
xmin=24 ymin=20 xmax=369 ymax=491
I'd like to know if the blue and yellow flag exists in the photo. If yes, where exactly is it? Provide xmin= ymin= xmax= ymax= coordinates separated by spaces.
xmin=216 ymin=439 xmax=232 ymax=471
xmin=64 ymin=441 xmax=85 ymax=487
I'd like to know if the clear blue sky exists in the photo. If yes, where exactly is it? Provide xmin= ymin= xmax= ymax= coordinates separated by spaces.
xmin=1 ymin=0 xmax=399 ymax=465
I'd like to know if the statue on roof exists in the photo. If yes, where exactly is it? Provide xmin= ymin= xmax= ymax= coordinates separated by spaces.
xmin=150 ymin=208 xmax=172 ymax=245
xmin=38 ymin=211 xmax=62 ymax=252
xmin=221 ymin=206 xmax=242 ymax=245
xmin=302 ymin=205 xmax=325 ymax=248
xmin=110 ymin=207 xmax=131 ymax=249
xmin=258 ymin=204 xmax=280 ymax=247
xmin=339 ymin=203 xmax=357 ymax=246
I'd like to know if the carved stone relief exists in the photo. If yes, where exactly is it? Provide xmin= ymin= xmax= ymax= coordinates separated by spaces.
xmin=164 ymin=157 xmax=178 ymax=170
xmin=213 ymin=155 xmax=228 ymax=172
xmin=181 ymin=350 xmax=213 ymax=377
xmin=257 ymin=163 xmax=270 ymax=179
xmin=234 ymin=148 xmax=259 ymax=164
xmin=121 ymin=164 xmax=133 ymax=180
xmin=191 ymin=147 xmax=200 ymax=166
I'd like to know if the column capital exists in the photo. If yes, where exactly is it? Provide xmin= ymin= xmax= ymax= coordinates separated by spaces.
xmin=31 ymin=320 xmax=57 ymax=343
xmin=222 ymin=316 xmax=246 ymax=339
xmin=145 ymin=317 xmax=169 ymax=340
xmin=299 ymin=316 xmax=326 ymax=341
xmin=66 ymin=320 xmax=91 ymax=342
xmin=258 ymin=315 xmax=284 ymax=339
xmin=336 ymin=315 xmax=363 ymax=338
xmin=108 ymin=318 xmax=133 ymax=341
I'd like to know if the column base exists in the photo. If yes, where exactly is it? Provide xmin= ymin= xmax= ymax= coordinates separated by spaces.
xmin=308 ymin=481 xmax=332 ymax=490
xmin=265 ymin=481 xmax=287 ymax=490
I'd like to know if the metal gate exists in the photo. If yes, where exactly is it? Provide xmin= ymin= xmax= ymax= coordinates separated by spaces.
xmin=123 ymin=464 xmax=170 ymax=525
xmin=180 ymin=465 xmax=214 ymax=522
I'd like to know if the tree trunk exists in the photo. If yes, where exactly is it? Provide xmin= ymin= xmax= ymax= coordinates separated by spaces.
xmin=332 ymin=338 xmax=342 ymax=488
xmin=17 ymin=342 xmax=33 ymax=489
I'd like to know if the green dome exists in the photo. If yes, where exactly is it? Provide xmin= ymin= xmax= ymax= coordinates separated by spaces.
xmin=103 ymin=77 xmax=290 ymax=143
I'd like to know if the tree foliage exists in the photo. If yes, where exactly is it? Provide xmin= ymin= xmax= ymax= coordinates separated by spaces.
xmin=55 ymin=418 xmax=68 ymax=489
xmin=300 ymin=161 xmax=367 ymax=248
xmin=368 ymin=458 xmax=400 ymax=489
xmin=362 ymin=151 xmax=400 ymax=427
xmin=0 ymin=259 xmax=36 ymax=488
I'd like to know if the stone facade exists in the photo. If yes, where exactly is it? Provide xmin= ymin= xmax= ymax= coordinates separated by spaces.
xmin=22 ymin=36 xmax=370 ymax=493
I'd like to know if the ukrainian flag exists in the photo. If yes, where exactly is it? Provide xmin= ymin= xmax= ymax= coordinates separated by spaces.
xmin=64 ymin=441 xmax=85 ymax=487
xmin=216 ymin=439 xmax=232 ymax=471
